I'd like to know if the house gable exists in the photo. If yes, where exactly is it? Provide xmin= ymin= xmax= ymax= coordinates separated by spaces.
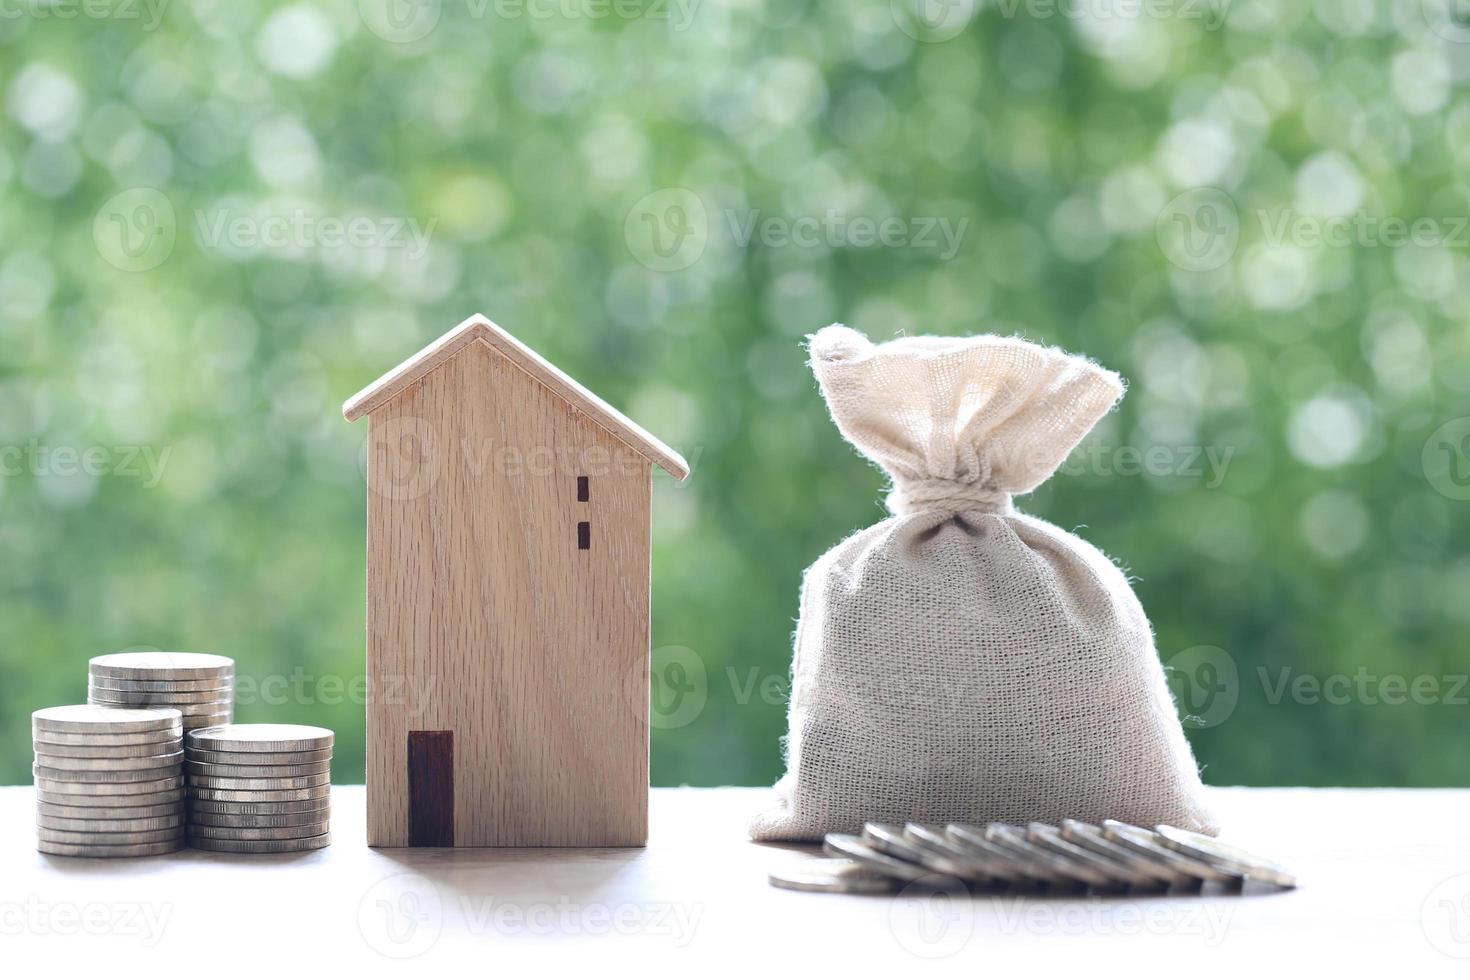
xmin=343 ymin=314 xmax=689 ymax=482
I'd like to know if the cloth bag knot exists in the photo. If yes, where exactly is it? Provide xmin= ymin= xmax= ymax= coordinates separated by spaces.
xmin=749 ymin=325 xmax=1218 ymax=841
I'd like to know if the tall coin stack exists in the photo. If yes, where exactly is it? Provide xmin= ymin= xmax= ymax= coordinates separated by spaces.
xmin=185 ymin=724 xmax=334 ymax=853
xmin=88 ymin=652 xmax=235 ymax=731
xmin=32 ymin=705 xmax=186 ymax=857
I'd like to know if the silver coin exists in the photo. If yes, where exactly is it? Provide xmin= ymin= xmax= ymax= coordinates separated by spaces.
xmin=188 ymin=832 xmax=331 ymax=853
xmin=186 ymin=724 xmax=334 ymax=754
xmin=38 ymin=825 xmax=185 ymax=845
xmin=35 ymin=775 xmax=183 ymax=796
xmin=112 ymin=698 xmax=232 ymax=715
xmin=188 ymin=771 xmax=330 ymax=790
xmin=946 ymin=824 xmax=1067 ymax=886
xmin=188 ymin=820 xmax=331 ymax=841
xmin=33 ymin=705 xmax=182 ymax=735
xmin=39 ymin=813 xmax=185 ymax=833
xmin=862 ymin=823 xmax=930 ymax=865
xmin=33 ymin=764 xmax=181 ymax=784
xmin=88 ymin=652 xmax=235 ymax=680
xmin=983 ymin=824 xmax=1108 ymax=889
xmin=88 ymin=675 xmax=236 ymax=693
xmin=769 ymin=857 xmax=902 ymax=894
xmin=186 ymin=760 xmax=330 ymax=779
xmin=1099 ymin=820 xmax=1239 ymax=885
xmin=188 ymin=808 xmax=329 ymax=829
xmin=903 ymin=824 xmax=1019 ymax=884
xmin=181 ymin=712 xmax=235 ymax=729
xmin=188 ymin=796 xmax=332 ymax=815
xmin=189 ymin=785 xmax=331 ymax=803
xmin=31 ymin=728 xmax=181 ymax=748
xmin=1027 ymin=823 xmax=1159 ymax=889
xmin=1061 ymin=820 xmax=1194 ymax=889
xmin=34 ymin=750 xmax=184 ymax=772
xmin=1154 ymin=825 xmax=1297 ymax=888
xmin=89 ymin=687 xmax=233 ymax=706
xmin=30 ymin=738 xmax=182 ymax=759
xmin=38 ymin=838 xmax=184 ymax=858
xmin=37 ymin=789 xmax=184 ymax=810
xmin=37 ymin=799 xmax=183 ymax=820
xmin=822 ymin=833 xmax=931 ymax=883
xmin=186 ymin=747 xmax=332 ymax=766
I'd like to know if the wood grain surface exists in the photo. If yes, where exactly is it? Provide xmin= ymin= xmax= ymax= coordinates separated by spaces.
xmin=364 ymin=338 xmax=651 ymax=846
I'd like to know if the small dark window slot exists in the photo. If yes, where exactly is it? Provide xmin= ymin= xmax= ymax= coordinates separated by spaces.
xmin=577 ymin=521 xmax=590 ymax=550
xmin=577 ymin=476 xmax=589 ymax=502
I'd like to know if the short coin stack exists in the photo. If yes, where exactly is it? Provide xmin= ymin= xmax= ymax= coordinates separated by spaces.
xmin=185 ymin=724 xmax=333 ymax=853
xmin=88 ymin=653 xmax=235 ymax=732
xmin=768 ymin=820 xmax=1298 ymax=895
xmin=32 ymin=705 xmax=185 ymax=857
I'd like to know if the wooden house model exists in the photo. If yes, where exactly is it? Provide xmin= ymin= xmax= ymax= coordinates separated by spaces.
xmin=342 ymin=314 xmax=689 ymax=847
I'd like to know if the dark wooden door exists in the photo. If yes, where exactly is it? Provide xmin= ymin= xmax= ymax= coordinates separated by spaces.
xmin=406 ymin=730 xmax=454 ymax=846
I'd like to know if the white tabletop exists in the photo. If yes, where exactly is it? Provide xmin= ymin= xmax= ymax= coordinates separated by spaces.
xmin=1 ymin=785 xmax=1464 ymax=974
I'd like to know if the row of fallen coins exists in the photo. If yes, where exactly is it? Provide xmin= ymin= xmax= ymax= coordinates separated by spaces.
xmin=185 ymin=724 xmax=334 ymax=853
xmin=32 ymin=706 xmax=186 ymax=858
xmin=769 ymin=820 xmax=1298 ymax=895
xmin=87 ymin=653 xmax=234 ymax=732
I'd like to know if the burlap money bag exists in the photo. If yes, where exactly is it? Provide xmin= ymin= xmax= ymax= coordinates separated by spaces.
xmin=749 ymin=325 xmax=1217 ymax=841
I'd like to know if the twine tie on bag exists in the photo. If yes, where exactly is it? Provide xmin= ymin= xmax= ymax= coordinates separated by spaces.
xmin=887 ymin=478 xmax=1013 ymax=516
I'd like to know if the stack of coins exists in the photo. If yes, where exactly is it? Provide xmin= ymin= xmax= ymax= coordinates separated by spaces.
xmin=185 ymin=724 xmax=333 ymax=853
xmin=88 ymin=653 xmax=235 ymax=732
xmin=32 ymin=705 xmax=185 ymax=857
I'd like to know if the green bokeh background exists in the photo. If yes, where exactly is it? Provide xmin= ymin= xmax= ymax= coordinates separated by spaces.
xmin=2 ymin=0 xmax=1467 ymax=789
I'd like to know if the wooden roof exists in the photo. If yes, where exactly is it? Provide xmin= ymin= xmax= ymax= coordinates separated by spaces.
xmin=342 ymin=314 xmax=690 ymax=481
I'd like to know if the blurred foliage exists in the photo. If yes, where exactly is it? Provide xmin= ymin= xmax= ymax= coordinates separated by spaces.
xmin=0 ymin=0 xmax=1467 ymax=790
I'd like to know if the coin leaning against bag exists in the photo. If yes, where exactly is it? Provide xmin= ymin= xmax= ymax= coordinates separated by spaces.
xmin=768 ymin=858 xmax=902 ymax=894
